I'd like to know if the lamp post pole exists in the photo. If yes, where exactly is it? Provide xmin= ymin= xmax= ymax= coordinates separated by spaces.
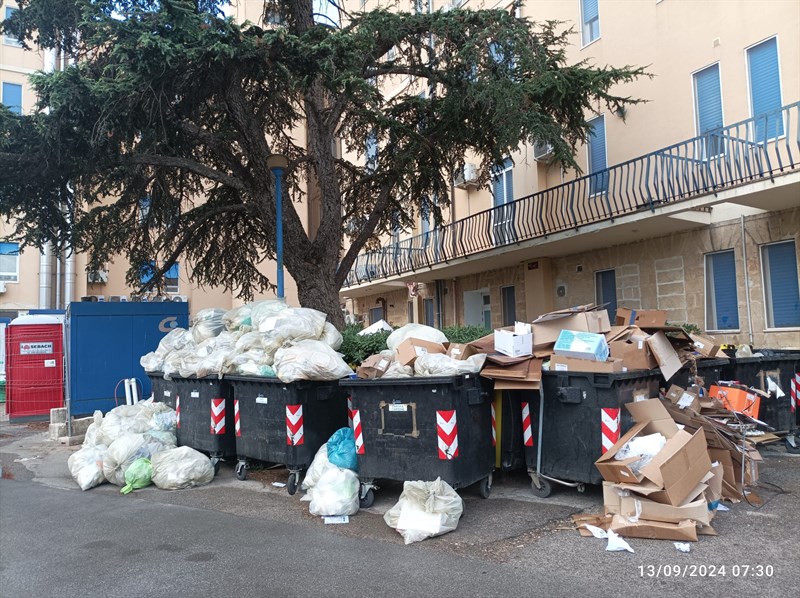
xmin=267 ymin=154 xmax=289 ymax=299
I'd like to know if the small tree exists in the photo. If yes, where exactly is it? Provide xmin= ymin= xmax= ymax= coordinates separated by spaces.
xmin=0 ymin=0 xmax=647 ymax=327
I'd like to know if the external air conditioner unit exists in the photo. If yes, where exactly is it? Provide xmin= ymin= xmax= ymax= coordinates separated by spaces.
xmin=172 ymin=295 xmax=189 ymax=302
xmin=108 ymin=295 xmax=129 ymax=302
xmin=87 ymin=268 xmax=109 ymax=284
xmin=91 ymin=295 xmax=106 ymax=302
xmin=533 ymin=140 xmax=555 ymax=163
xmin=454 ymin=163 xmax=479 ymax=189
xmin=0 ymin=281 xmax=6 ymax=294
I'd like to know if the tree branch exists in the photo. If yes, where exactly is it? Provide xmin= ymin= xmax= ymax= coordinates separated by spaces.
xmin=123 ymin=153 xmax=248 ymax=191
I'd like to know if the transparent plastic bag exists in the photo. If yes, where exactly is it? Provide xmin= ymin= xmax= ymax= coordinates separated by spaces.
xmin=273 ymin=339 xmax=353 ymax=383
xmin=414 ymin=353 xmax=487 ymax=377
xmin=223 ymin=304 xmax=254 ymax=332
xmin=68 ymin=444 xmax=108 ymax=491
xmin=191 ymin=308 xmax=227 ymax=343
xmin=140 ymin=351 xmax=163 ymax=372
xmin=386 ymin=324 xmax=448 ymax=352
xmin=384 ymin=478 xmax=463 ymax=544
xmin=251 ymin=299 xmax=289 ymax=331
xmin=307 ymin=467 xmax=360 ymax=517
xmin=151 ymin=446 xmax=215 ymax=490
xmin=381 ymin=361 xmax=414 ymax=378
xmin=273 ymin=308 xmax=328 ymax=342
xmin=103 ymin=433 xmax=148 ymax=486
xmin=302 ymin=443 xmax=336 ymax=491
xmin=82 ymin=410 xmax=104 ymax=448
xmin=320 ymin=322 xmax=343 ymax=350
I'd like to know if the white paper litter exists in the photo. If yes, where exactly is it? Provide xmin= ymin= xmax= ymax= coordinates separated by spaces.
xmin=717 ymin=504 xmax=730 ymax=512
xmin=582 ymin=524 xmax=634 ymax=553
xmin=674 ymin=542 xmax=691 ymax=553
xmin=323 ymin=515 xmax=350 ymax=524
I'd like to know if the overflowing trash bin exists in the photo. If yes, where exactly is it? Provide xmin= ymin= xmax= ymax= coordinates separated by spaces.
xmin=666 ymin=357 xmax=730 ymax=391
xmin=227 ymin=376 xmax=349 ymax=493
xmin=339 ymin=374 xmax=494 ymax=508
xmin=524 ymin=368 xmax=663 ymax=498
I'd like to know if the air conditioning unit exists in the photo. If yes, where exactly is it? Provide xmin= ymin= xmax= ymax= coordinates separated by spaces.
xmin=92 ymin=295 xmax=106 ymax=302
xmin=108 ymin=295 xmax=129 ymax=302
xmin=0 ymin=281 xmax=6 ymax=294
xmin=454 ymin=163 xmax=479 ymax=189
xmin=81 ymin=295 xmax=105 ymax=302
xmin=87 ymin=269 xmax=109 ymax=284
xmin=533 ymin=140 xmax=555 ymax=163
xmin=172 ymin=295 xmax=189 ymax=303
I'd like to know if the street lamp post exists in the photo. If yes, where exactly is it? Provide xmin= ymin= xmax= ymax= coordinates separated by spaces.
xmin=267 ymin=154 xmax=289 ymax=299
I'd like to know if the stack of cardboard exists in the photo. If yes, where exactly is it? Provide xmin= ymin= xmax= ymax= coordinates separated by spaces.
xmin=468 ymin=327 xmax=543 ymax=390
xmin=593 ymin=398 xmax=715 ymax=542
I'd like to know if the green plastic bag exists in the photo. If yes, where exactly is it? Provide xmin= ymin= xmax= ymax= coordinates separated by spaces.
xmin=120 ymin=458 xmax=153 ymax=495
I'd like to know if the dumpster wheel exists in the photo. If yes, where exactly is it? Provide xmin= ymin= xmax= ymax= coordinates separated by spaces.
xmin=530 ymin=476 xmax=552 ymax=498
xmin=785 ymin=436 xmax=800 ymax=455
xmin=211 ymin=457 xmax=221 ymax=476
xmin=235 ymin=461 xmax=248 ymax=481
xmin=359 ymin=488 xmax=375 ymax=509
xmin=477 ymin=475 xmax=492 ymax=499
xmin=287 ymin=472 xmax=299 ymax=496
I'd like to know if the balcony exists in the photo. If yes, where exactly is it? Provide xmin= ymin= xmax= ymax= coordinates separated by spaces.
xmin=343 ymin=103 xmax=800 ymax=291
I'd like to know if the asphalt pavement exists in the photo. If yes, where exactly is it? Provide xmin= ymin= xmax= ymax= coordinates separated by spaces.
xmin=1 ymin=422 xmax=798 ymax=597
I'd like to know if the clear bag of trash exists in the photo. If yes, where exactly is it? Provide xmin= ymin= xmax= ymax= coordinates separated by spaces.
xmin=272 ymin=307 xmax=328 ymax=342
xmin=251 ymin=299 xmax=289 ymax=331
xmin=327 ymin=428 xmax=357 ymax=471
xmin=414 ymin=353 xmax=487 ymax=377
xmin=68 ymin=444 xmax=108 ymax=491
xmin=302 ymin=443 xmax=336 ymax=491
xmin=735 ymin=344 xmax=753 ymax=358
xmin=191 ymin=308 xmax=227 ymax=343
xmin=307 ymin=467 xmax=360 ymax=517
xmin=120 ymin=458 xmax=153 ymax=494
xmin=223 ymin=304 xmax=254 ymax=332
xmin=319 ymin=322 xmax=343 ymax=350
xmin=151 ymin=446 xmax=215 ymax=490
xmin=103 ymin=433 xmax=148 ymax=486
xmin=82 ymin=410 xmax=104 ymax=448
xmin=386 ymin=324 xmax=448 ymax=352
xmin=384 ymin=478 xmax=464 ymax=545
xmin=274 ymin=339 xmax=353 ymax=383
xmin=381 ymin=361 xmax=414 ymax=378
xmin=614 ymin=433 xmax=666 ymax=474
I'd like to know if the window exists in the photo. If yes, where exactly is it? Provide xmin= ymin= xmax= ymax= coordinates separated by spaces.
xmin=369 ymin=306 xmax=384 ymax=325
xmin=705 ymin=250 xmax=739 ymax=330
xmin=0 ymin=242 xmax=20 ymax=282
xmin=423 ymin=298 xmax=435 ymax=327
xmin=365 ymin=131 xmax=377 ymax=172
xmin=492 ymin=158 xmax=516 ymax=244
xmin=581 ymin=0 xmax=600 ymax=46
xmin=693 ymin=64 xmax=724 ymax=157
xmin=407 ymin=301 xmax=414 ymax=324
xmin=483 ymin=293 xmax=491 ymax=329
xmin=588 ymin=115 xmax=608 ymax=195
xmin=501 ymin=286 xmax=516 ymax=326
xmin=3 ymin=7 xmax=22 ymax=47
xmin=595 ymin=269 xmax=617 ymax=319
xmin=140 ymin=261 xmax=180 ymax=294
xmin=761 ymin=240 xmax=800 ymax=328
xmin=747 ymin=37 xmax=784 ymax=142
xmin=2 ymin=82 xmax=22 ymax=115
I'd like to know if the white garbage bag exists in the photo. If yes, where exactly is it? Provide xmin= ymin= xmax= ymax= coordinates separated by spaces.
xmin=103 ymin=433 xmax=148 ymax=486
xmin=307 ymin=467 xmax=360 ymax=517
xmin=386 ymin=324 xmax=448 ymax=351
xmin=272 ymin=307 xmax=328 ymax=342
xmin=381 ymin=361 xmax=414 ymax=378
xmin=139 ymin=351 xmax=163 ymax=372
xmin=223 ymin=304 xmax=254 ymax=332
xmin=68 ymin=444 xmax=108 ymax=491
xmin=191 ymin=308 xmax=227 ymax=343
xmin=151 ymin=446 xmax=215 ymax=490
xmin=384 ymin=478 xmax=464 ymax=544
xmin=302 ymin=443 xmax=337 ymax=491
xmin=97 ymin=400 xmax=175 ymax=446
xmin=320 ymin=322 xmax=343 ymax=350
xmin=82 ymin=410 xmax=105 ymax=448
xmin=274 ymin=339 xmax=353 ymax=383
xmin=251 ymin=299 xmax=289 ymax=331
xmin=414 ymin=353 xmax=487 ymax=377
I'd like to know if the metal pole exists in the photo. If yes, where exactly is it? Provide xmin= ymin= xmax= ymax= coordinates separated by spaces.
xmin=272 ymin=166 xmax=285 ymax=299
xmin=740 ymin=215 xmax=754 ymax=346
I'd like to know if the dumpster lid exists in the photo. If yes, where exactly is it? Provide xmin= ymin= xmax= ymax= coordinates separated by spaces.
xmin=9 ymin=314 xmax=62 ymax=326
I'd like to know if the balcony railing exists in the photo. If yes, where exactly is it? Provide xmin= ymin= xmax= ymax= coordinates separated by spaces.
xmin=344 ymin=102 xmax=800 ymax=287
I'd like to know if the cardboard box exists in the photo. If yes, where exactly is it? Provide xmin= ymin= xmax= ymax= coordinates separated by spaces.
xmin=603 ymin=481 xmax=624 ymax=515
xmin=356 ymin=354 xmax=394 ymax=379
xmin=550 ymin=355 xmax=623 ymax=373
xmin=395 ymin=338 xmax=446 ymax=367
xmin=709 ymin=384 xmax=762 ymax=419
xmin=609 ymin=514 xmax=698 ymax=542
xmin=619 ymin=495 xmax=712 ymax=526
xmin=689 ymin=333 xmax=721 ymax=358
xmin=665 ymin=385 xmax=701 ymax=412
xmin=553 ymin=330 xmax=609 ymax=362
xmin=531 ymin=305 xmax=611 ymax=348
xmin=646 ymin=331 xmax=684 ymax=381
xmin=609 ymin=333 xmax=659 ymax=371
xmin=615 ymin=308 xmax=668 ymax=328
xmin=446 ymin=343 xmax=479 ymax=361
xmin=707 ymin=462 xmax=723 ymax=506
xmin=494 ymin=327 xmax=533 ymax=357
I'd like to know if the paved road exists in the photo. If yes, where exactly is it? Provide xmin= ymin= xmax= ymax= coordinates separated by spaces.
xmin=1 ymin=424 xmax=798 ymax=597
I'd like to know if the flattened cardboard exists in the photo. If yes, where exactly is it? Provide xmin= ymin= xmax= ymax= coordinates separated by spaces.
xmin=610 ymin=514 xmax=698 ymax=542
xmin=615 ymin=308 xmax=668 ymax=328
xmin=550 ymin=355 xmax=623 ymax=373
xmin=356 ymin=354 xmax=394 ymax=379
xmin=639 ymin=428 xmax=712 ymax=506
xmin=666 ymin=385 xmax=700 ymax=412
xmin=531 ymin=305 xmax=611 ymax=348
xmin=492 ymin=379 xmax=542 ymax=390
xmin=646 ymin=331 xmax=683 ymax=381
xmin=619 ymin=495 xmax=712 ymax=526
xmin=603 ymin=481 xmax=625 ymax=515
xmin=395 ymin=338 xmax=446 ymax=367
xmin=609 ymin=336 xmax=659 ymax=371
xmin=707 ymin=462 xmax=723 ymax=504
xmin=689 ymin=333 xmax=721 ymax=358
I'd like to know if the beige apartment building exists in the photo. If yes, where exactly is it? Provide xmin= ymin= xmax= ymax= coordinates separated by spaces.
xmin=2 ymin=1 xmax=799 ymax=349
xmin=340 ymin=0 xmax=800 ymax=349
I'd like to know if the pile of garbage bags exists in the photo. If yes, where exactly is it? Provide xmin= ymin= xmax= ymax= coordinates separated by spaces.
xmin=140 ymin=302 xmax=352 ymax=383
xmin=301 ymin=428 xmax=360 ymax=517
xmin=67 ymin=400 xmax=214 ymax=493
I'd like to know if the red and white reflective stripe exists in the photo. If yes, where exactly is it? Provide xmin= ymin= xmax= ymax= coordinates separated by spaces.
xmin=210 ymin=398 xmax=226 ymax=435
xmin=347 ymin=396 xmax=354 ymax=429
xmin=436 ymin=410 xmax=459 ymax=460
xmin=521 ymin=402 xmax=533 ymax=447
xmin=601 ymin=408 xmax=621 ymax=454
xmin=352 ymin=408 xmax=364 ymax=455
xmin=234 ymin=399 xmax=241 ymax=437
xmin=286 ymin=404 xmax=304 ymax=446
xmin=491 ymin=402 xmax=497 ymax=447
xmin=790 ymin=374 xmax=799 ymax=413
xmin=176 ymin=396 xmax=180 ymax=429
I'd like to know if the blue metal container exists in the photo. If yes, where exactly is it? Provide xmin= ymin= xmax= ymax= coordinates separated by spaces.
xmin=66 ymin=302 xmax=189 ymax=416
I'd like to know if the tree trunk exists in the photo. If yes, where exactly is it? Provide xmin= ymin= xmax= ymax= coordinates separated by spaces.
xmin=294 ymin=269 xmax=346 ymax=330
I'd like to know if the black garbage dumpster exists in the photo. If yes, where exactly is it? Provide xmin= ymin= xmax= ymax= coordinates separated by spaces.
xmin=339 ymin=374 xmax=494 ymax=508
xmin=523 ymin=368 xmax=662 ymax=498
xmin=149 ymin=373 xmax=235 ymax=472
xmin=664 ymin=357 xmax=730 ymax=390
xmin=227 ymin=376 xmax=349 ymax=494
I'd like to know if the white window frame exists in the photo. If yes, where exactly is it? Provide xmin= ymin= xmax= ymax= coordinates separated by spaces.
xmin=703 ymin=249 xmax=741 ymax=333
xmin=0 ymin=242 xmax=20 ymax=283
xmin=691 ymin=61 xmax=726 ymax=160
xmin=745 ymin=35 xmax=785 ymax=144
xmin=760 ymin=239 xmax=800 ymax=331
xmin=586 ymin=114 xmax=608 ymax=197
xmin=3 ymin=6 xmax=22 ymax=48
xmin=579 ymin=0 xmax=601 ymax=48
xmin=1 ymin=81 xmax=23 ymax=115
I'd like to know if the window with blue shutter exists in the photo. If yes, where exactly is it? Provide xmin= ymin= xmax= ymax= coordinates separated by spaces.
xmin=492 ymin=158 xmax=516 ymax=245
xmin=588 ymin=115 xmax=608 ymax=195
xmin=761 ymin=240 xmax=800 ymax=328
xmin=595 ymin=269 xmax=617 ymax=320
xmin=705 ymin=250 xmax=739 ymax=330
xmin=0 ymin=242 xmax=20 ymax=282
xmin=2 ymin=82 xmax=22 ymax=115
xmin=581 ymin=0 xmax=600 ymax=45
xmin=4 ymin=7 xmax=22 ymax=47
xmin=694 ymin=64 xmax=724 ymax=157
xmin=747 ymin=37 xmax=784 ymax=142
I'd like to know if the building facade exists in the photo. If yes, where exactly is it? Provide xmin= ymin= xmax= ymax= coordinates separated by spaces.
xmin=340 ymin=0 xmax=800 ymax=349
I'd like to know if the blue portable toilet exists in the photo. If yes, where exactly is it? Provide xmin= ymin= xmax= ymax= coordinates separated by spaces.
xmin=66 ymin=302 xmax=190 ymax=416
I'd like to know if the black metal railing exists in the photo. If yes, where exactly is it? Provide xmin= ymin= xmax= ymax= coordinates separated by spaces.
xmin=344 ymin=102 xmax=799 ymax=287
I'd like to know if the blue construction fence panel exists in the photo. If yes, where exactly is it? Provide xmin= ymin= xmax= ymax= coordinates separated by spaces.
xmin=67 ymin=302 xmax=190 ymax=416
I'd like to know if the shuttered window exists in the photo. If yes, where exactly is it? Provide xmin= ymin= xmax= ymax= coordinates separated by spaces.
xmin=581 ymin=0 xmax=600 ymax=45
xmin=595 ymin=269 xmax=617 ymax=320
xmin=761 ymin=240 xmax=800 ymax=328
xmin=2 ymin=82 xmax=22 ymax=115
xmin=694 ymin=64 xmax=724 ymax=156
xmin=588 ymin=115 xmax=608 ymax=195
xmin=747 ymin=37 xmax=784 ymax=142
xmin=705 ymin=250 xmax=739 ymax=331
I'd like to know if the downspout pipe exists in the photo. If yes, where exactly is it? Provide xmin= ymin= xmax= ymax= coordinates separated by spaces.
xmin=740 ymin=215 xmax=754 ymax=346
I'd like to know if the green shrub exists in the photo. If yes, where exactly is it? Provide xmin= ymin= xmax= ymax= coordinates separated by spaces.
xmin=339 ymin=324 xmax=391 ymax=367
xmin=441 ymin=325 xmax=493 ymax=344
xmin=667 ymin=322 xmax=703 ymax=335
